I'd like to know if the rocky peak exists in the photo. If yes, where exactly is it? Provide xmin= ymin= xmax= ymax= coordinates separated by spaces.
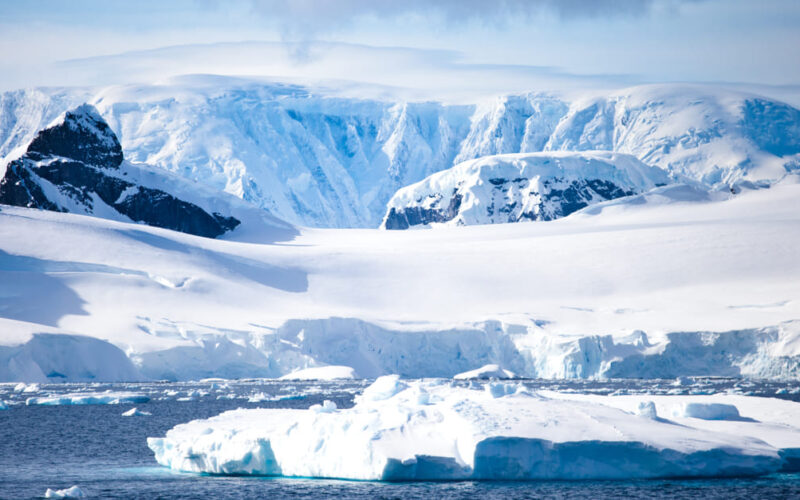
xmin=26 ymin=104 xmax=123 ymax=169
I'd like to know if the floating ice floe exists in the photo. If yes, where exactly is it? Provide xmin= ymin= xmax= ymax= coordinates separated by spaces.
xmin=278 ymin=366 xmax=357 ymax=380
xmin=121 ymin=407 xmax=152 ymax=417
xmin=148 ymin=377 xmax=800 ymax=481
xmin=26 ymin=392 xmax=149 ymax=406
xmin=454 ymin=364 xmax=516 ymax=380
xmin=44 ymin=485 xmax=86 ymax=498
xmin=247 ymin=392 xmax=305 ymax=403
xmin=14 ymin=383 xmax=40 ymax=393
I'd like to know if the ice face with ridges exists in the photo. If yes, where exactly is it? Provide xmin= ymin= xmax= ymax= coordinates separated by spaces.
xmin=2 ymin=81 xmax=798 ymax=228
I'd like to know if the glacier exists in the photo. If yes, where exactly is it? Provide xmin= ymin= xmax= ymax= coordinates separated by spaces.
xmin=2 ymin=79 xmax=799 ymax=228
xmin=0 ymin=175 xmax=799 ymax=381
xmin=147 ymin=377 xmax=800 ymax=480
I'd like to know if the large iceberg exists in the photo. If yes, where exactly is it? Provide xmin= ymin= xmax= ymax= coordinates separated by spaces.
xmin=148 ymin=377 xmax=800 ymax=480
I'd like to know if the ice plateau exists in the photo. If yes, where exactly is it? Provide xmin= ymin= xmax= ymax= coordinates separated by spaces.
xmin=147 ymin=377 xmax=800 ymax=480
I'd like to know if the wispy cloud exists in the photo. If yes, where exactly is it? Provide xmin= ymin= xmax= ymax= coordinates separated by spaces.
xmin=241 ymin=0 xmax=700 ymax=39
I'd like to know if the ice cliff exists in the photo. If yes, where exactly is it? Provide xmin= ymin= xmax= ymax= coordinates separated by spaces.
xmin=2 ymin=80 xmax=798 ymax=228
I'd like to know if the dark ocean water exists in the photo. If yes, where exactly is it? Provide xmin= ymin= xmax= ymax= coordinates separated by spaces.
xmin=1 ymin=378 xmax=799 ymax=499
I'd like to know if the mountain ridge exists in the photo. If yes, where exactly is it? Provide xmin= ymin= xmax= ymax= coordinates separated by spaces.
xmin=1 ymin=81 xmax=799 ymax=228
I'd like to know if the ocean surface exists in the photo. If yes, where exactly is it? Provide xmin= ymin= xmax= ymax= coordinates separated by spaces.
xmin=1 ymin=378 xmax=799 ymax=499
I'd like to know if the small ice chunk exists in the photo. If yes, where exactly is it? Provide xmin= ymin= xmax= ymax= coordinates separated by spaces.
xmin=279 ymin=365 xmax=357 ymax=380
xmin=356 ymin=375 xmax=407 ymax=402
xmin=454 ymin=364 xmax=516 ymax=380
xmin=412 ymin=386 xmax=430 ymax=405
xmin=673 ymin=377 xmax=691 ymax=386
xmin=0 ymin=400 xmax=8 ymax=410
xmin=309 ymin=400 xmax=338 ymax=413
xmin=15 ymin=383 xmax=40 ymax=393
xmin=676 ymin=402 xmax=740 ymax=420
xmin=44 ymin=485 xmax=86 ymax=498
xmin=121 ymin=407 xmax=152 ymax=417
xmin=636 ymin=401 xmax=658 ymax=419
xmin=486 ymin=382 xmax=519 ymax=398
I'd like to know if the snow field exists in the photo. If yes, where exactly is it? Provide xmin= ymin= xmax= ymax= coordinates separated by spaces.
xmin=1 ymin=177 xmax=799 ymax=381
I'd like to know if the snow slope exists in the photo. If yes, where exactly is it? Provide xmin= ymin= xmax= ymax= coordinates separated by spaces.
xmin=382 ymin=151 xmax=670 ymax=228
xmin=148 ymin=377 xmax=799 ymax=480
xmin=1 ymin=175 xmax=799 ymax=381
xmin=1 ymin=80 xmax=798 ymax=228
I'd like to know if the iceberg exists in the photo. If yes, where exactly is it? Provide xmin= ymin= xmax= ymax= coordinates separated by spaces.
xmin=26 ymin=391 xmax=149 ymax=406
xmin=148 ymin=378 xmax=800 ymax=480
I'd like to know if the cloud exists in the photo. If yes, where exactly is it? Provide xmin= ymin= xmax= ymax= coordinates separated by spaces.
xmin=241 ymin=0 xmax=701 ymax=39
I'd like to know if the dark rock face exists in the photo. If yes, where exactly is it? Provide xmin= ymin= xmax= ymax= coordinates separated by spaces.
xmin=0 ymin=104 xmax=239 ymax=238
xmin=384 ymin=177 xmax=636 ymax=229
xmin=384 ymin=191 xmax=462 ymax=230
xmin=26 ymin=104 xmax=123 ymax=168
xmin=0 ymin=162 xmax=62 ymax=211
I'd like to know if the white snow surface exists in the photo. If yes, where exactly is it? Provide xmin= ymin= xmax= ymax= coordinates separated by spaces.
xmin=1 ymin=176 xmax=800 ymax=381
xmin=147 ymin=377 xmax=799 ymax=480
xmin=278 ymin=366 xmax=357 ymax=380
xmin=2 ymin=80 xmax=799 ymax=228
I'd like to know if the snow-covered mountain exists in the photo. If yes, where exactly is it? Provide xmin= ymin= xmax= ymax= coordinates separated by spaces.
xmin=0 ymin=103 xmax=295 ymax=241
xmin=1 ymin=79 xmax=798 ymax=228
xmin=382 ymin=151 xmax=670 ymax=229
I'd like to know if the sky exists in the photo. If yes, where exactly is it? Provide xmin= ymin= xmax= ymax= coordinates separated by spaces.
xmin=1 ymin=0 xmax=799 ymax=100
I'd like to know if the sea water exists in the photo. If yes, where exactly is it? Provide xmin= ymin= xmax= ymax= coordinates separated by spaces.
xmin=1 ymin=378 xmax=799 ymax=499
